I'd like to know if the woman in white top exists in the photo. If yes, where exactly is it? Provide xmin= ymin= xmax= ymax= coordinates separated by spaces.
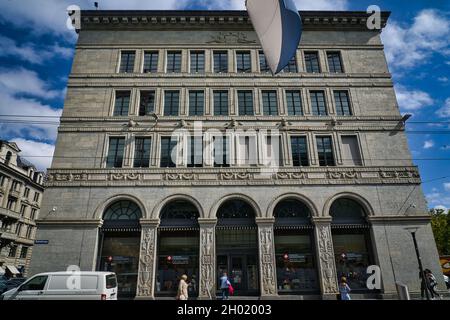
xmin=177 ymin=274 xmax=189 ymax=300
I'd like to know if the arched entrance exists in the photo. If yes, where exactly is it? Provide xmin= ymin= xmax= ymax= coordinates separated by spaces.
xmin=98 ymin=200 xmax=142 ymax=299
xmin=274 ymin=199 xmax=319 ymax=294
xmin=216 ymin=199 xmax=259 ymax=296
xmin=330 ymin=198 xmax=374 ymax=292
xmin=156 ymin=200 xmax=200 ymax=298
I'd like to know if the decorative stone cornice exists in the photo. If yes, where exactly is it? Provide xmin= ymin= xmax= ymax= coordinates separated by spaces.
xmin=79 ymin=10 xmax=390 ymax=32
xmin=44 ymin=166 xmax=421 ymax=187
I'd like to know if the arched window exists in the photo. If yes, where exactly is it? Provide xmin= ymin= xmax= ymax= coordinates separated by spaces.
xmin=5 ymin=151 xmax=12 ymax=165
xmin=273 ymin=199 xmax=319 ymax=294
xmin=103 ymin=200 xmax=142 ymax=220
xmin=330 ymin=198 xmax=367 ymax=226
xmin=159 ymin=200 xmax=199 ymax=228
xmin=217 ymin=199 xmax=255 ymax=219
xmin=330 ymin=197 xmax=373 ymax=292
xmin=274 ymin=199 xmax=311 ymax=227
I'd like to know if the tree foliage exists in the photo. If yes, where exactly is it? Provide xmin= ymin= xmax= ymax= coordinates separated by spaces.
xmin=430 ymin=208 xmax=450 ymax=256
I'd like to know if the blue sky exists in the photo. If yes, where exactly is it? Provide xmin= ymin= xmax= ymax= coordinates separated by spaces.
xmin=0 ymin=0 xmax=449 ymax=210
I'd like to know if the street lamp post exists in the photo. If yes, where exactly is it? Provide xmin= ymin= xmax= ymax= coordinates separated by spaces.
xmin=406 ymin=227 xmax=430 ymax=300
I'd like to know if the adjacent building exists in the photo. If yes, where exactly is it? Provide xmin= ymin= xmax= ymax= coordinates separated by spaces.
xmin=30 ymin=10 xmax=444 ymax=299
xmin=0 ymin=141 xmax=44 ymax=277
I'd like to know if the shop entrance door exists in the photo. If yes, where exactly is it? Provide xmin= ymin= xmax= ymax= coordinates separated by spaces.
xmin=217 ymin=253 xmax=259 ymax=296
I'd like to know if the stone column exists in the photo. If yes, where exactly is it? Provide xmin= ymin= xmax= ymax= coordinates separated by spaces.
xmin=135 ymin=219 xmax=159 ymax=300
xmin=312 ymin=217 xmax=339 ymax=298
xmin=256 ymin=218 xmax=278 ymax=298
xmin=198 ymin=218 xmax=217 ymax=299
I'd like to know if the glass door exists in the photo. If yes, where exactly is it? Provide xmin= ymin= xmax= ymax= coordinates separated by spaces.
xmin=230 ymin=255 xmax=245 ymax=292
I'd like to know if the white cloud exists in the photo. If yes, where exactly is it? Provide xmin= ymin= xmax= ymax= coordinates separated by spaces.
xmin=382 ymin=9 xmax=450 ymax=70
xmin=0 ymin=68 xmax=63 ymax=100
xmin=437 ymin=98 xmax=450 ymax=118
xmin=438 ymin=77 xmax=449 ymax=83
xmin=10 ymin=138 xmax=55 ymax=171
xmin=395 ymin=84 xmax=434 ymax=111
xmin=443 ymin=182 xmax=450 ymax=191
xmin=0 ymin=35 xmax=73 ymax=64
xmin=434 ymin=205 xmax=448 ymax=212
xmin=426 ymin=191 xmax=450 ymax=210
xmin=423 ymin=140 xmax=434 ymax=149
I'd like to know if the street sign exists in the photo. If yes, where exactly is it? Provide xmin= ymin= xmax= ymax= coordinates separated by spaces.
xmin=34 ymin=240 xmax=49 ymax=245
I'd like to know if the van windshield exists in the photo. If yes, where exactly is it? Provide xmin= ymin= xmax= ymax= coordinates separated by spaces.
xmin=106 ymin=274 xmax=117 ymax=289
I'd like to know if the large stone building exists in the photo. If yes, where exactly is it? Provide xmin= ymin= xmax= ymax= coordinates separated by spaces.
xmin=30 ymin=10 xmax=444 ymax=299
xmin=0 ymin=141 xmax=44 ymax=277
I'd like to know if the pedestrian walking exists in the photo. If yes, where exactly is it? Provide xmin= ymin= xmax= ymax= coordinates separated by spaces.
xmin=339 ymin=277 xmax=351 ymax=300
xmin=426 ymin=269 xmax=441 ymax=300
xmin=220 ymin=272 xmax=230 ymax=300
xmin=177 ymin=274 xmax=189 ymax=300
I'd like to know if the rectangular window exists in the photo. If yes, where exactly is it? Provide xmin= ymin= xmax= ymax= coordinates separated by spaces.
xmin=24 ymin=187 xmax=30 ymax=198
xmin=143 ymin=51 xmax=159 ymax=73
xmin=7 ymin=197 xmax=16 ymax=210
xmin=262 ymin=91 xmax=278 ymax=116
xmin=238 ymin=91 xmax=254 ymax=116
xmin=310 ymin=91 xmax=328 ymax=116
xmin=316 ymin=136 xmax=335 ymax=166
xmin=119 ymin=51 xmax=135 ymax=73
xmin=282 ymin=56 xmax=298 ymax=73
xmin=334 ymin=91 xmax=352 ymax=116
xmin=133 ymin=138 xmax=152 ymax=168
xmin=20 ymin=246 xmax=28 ymax=259
xmin=238 ymin=136 xmax=257 ymax=166
xmin=213 ymin=91 xmax=229 ymax=116
xmin=20 ymin=204 xmax=27 ymax=216
xmin=10 ymin=180 xmax=19 ymax=191
xmin=106 ymin=137 xmax=125 ymax=168
xmin=190 ymin=51 xmax=205 ymax=73
xmin=16 ymin=223 xmax=22 ymax=235
xmin=164 ymin=91 xmax=180 ymax=116
xmin=33 ymin=192 xmax=40 ymax=202
xmin=189 ymin=91 xmax=204 ymax=116
xmin=304 ymin=52 xmax=320 ymax=73
xmin=327 ymin=52 xmax=343 ymax=73
xmin=187 ymin=136 xmax=203 ymax=168
xmin=160 ymin=137 xmax=177 ymax=168
xmin=266 ymin=135 xmax=283 ymax=166
xmin=30 ymin=208 xmax=37 ymax=220
xmin=236 ymin=51 xmax=251 ymax=73
xmin=8 ymin=245 xmax=17 ymax=258
xmin=113 ymin=91 xmax=131 ymax=116
xmin=341 ymin=136 xmax=362 ymax=166
xmin=213 ymin=136 xmax=230 ymax=167
xmin=290 ymin=136 xmax=309 ymax=167
xmin=166 ymin=51 xmax=182 ymax=73
xmin=259 ymin=51 xmax=270 ymax=73
xmin=0 ymin=174 xmax=5 ymax=187
xmin=214 ymin=51 xmax=228 ymax=73
xmin=285 ymin=90 xmax=303 ymax=116
xmin=139 ymin=91 xmax=155 ymax=116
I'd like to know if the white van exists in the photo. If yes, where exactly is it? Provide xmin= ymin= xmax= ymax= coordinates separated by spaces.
xmin=0 ymin=271 xmax=118 ymax=300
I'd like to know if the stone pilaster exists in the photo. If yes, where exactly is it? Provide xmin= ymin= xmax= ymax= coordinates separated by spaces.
xmin=256 ymin=218 xmax=278 ymax=298
xmin=198 ymin=218 xmax=217 ymax=299
xmin=135 ymin=219 xmax=159 ymax=300
xmin=312 ymin=217 xmax=339 ymax=298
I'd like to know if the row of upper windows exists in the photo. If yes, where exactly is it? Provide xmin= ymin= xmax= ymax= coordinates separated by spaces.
xmin=0 ymin=176 xmax=41 ymax=202
xmin=113 ymin=88 xmax=352 ymax=117
xmin=105 ymin=134 xmax=362 ymax=169
xmin=118 ymin=50 xmax=344 ymax=74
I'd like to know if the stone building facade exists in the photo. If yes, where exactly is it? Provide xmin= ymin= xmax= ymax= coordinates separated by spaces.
xmin=0 ymin=141 xmax=44 ymax=277
xmin=30 ymin=10 xmax=444 ymax=299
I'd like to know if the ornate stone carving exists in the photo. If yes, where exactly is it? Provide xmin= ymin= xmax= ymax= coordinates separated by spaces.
xmin=207 ymin=32 xmax=256 ymax=44
xmin=316 ymin=224 xmax=338 ymax=294
xmin=276 ymin=172 xmax=306 ymax=179
xmin=136 ymin=227 xmax=157 ymax=298
xmin=165 ymin=173 xmax=195 ymax=181
xmin=220 ymin=172 xmax=252 ymax=180
xmin=328 ymin=171 xmax=358 ymax=179
xmin=258 ymin=226 xmax=277 ymax=296
xmin=110 ymin=173 xmax=141 ymax=181
xmin=199 ymin=226 xmax=215 ymax=299
xmin=47 ymin=173 xmax=88 ymax=182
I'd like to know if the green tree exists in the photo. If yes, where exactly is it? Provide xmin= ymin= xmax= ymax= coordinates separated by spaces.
xmin=430 ymin=208 xmax=450 ymax=256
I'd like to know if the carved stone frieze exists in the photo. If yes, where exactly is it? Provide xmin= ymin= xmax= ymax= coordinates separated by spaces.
xmin=136 ymin=226 xmax=157 ymax=298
